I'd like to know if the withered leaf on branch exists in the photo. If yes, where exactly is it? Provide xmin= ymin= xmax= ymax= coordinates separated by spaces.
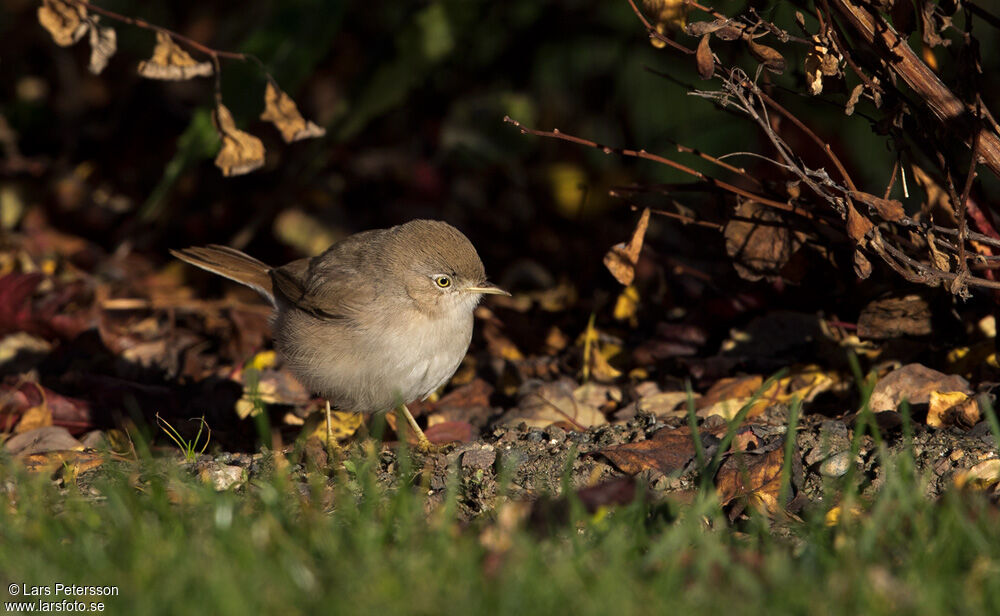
xmin=38 ymin=0 xmax=88 ymax=47
xmin=137 ymin=32 xmax=213 ymax=80
xmin=845 ymin=84 xmax=864 ymax=115
xmin=604 ymin=207 xmax=650 ymax=286
xmin=213 ymin=104 xmax=266 ymax=177
xmin=851 ymin=191 xmax=905 ymax=222
xmin=854 ymin=249 xmax=873 ymax=279
xmin=686 ymin=18 xmax=731 ymax=37
xmin=747 ymin=39 xmax=785 ymax=74
xmin=804 ymin=49 xmax=840 ymax=96
xmin=723 ymin=201 xmax=799 ymax=282
xmin=696 ymin=34 xmax=715 ymax=80
xmin=846 ymin=204 xmax=874 ymax=244
xmin=88 ymin=24 xmax=116 ymax=75
xmin=920 ymin=1 xmax=953 ymax=48
xmin=259 ymin=82 xmax=326 ymax=143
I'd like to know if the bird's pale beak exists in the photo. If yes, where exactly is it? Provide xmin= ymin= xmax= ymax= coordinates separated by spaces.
xmin=465 ymin=283 xmax=511 ymax=296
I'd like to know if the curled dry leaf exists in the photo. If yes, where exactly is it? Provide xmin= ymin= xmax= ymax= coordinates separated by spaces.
xmin=260 ymin=82 xmax=326 ymax=143
xmin=38 ymin=0 xmax=88 ymax=47
xmin=854 ymin=249 xmax=873 ymax=279
xmin=804 ymin=49 xmax=841 ymax=96
xmin=851 ymin=190 xmax=905 ymax=222
xmin=137 ymin=32 xmax=213 ymax=81
xmin=686 ymin=18 xmax=731 ymax=37
xmin=747 ymin=39 xmax=785 ymax=74
xmin=213 ymin=104 xmax=266 ymax=177
xmin=846 ymin=204 xmax=874 ymax=244
xmin=926 ymin=390 xmax=980 ymax=428
xmin=696 ymin=34 xmax=715 ymax=80
xmin=603 ymin=207 xmax=650 ymax=286
xmin=88 ymin=24 xmax=117 ymax=75
xmin=845 ymin=84 xmax=865 ymax=115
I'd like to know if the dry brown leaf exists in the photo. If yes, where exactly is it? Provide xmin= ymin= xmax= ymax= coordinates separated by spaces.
xmin=260 ymin=82 xmax=326 ymax=143
xmin=804 ymin=50 xmax=839 ymax=95
xmin=596 ymin=426 xmax=703 ymax=476
xmin=213 ymin=104 xmax=266 ymax=177
xmin=867 ymin=363 xmax=971 ymax=413
xmin=857 ymin=294 xmax=932 ymax=339
xmin=88 ymin=24 xmax=116 ymax=75
xmin=505 ymin=379 xmax=607 ymax=429
xmin=137 ymin=32 xmax=213 ymax=80
xmin=38 ymin=0 xmax=88 ymax=47
xmin=716 ymin=448 xmax=784 ymax=513
xmin=696 ymin=34 xmax=714 ymax=79
xmin=911 ymin=164 xmax=953 ymax=221
xmin=846 ymin=203 xmax=874 ymax=243
xmin=603 ymin=207 xmax=650 ymax=286
xmin=854 ymin=249 xmax=873 ymax=279
xmin=685 ymin=19 xmax=731 ymax=37
xmin=845 ymin=83 xmax=864 ymax=115
xmin=696 ymin=374 xmax=779 ymax=420
xmin=851 ymin=190 xmax=905 ymax=222
xmin=747 ymin=39 xmax=785 ymax=74
xmin=5 ymin=426 xmax=83 ymax=456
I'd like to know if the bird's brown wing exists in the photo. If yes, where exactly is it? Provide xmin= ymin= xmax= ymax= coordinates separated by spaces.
xmin=270 ymin=245 xmax=377 ymax=321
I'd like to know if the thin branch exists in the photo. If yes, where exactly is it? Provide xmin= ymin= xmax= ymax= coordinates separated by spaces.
xmin=69 ymin=0 xmax=268 ymax=72
xmin=503 ymin=115 xmax=815 ymax=219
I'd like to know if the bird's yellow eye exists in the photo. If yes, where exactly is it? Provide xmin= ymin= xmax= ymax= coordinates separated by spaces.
xmin=435 ymin=276 xmax=451 ymax=288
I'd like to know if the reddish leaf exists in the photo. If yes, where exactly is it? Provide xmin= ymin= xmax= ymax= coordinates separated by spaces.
xmin=1 ymin=382 xmax=93 ymax=435
xmin=0 ymin=273 xmax=92 ymax=339
xmin=596 ymin=426 xmax=711 ymax=476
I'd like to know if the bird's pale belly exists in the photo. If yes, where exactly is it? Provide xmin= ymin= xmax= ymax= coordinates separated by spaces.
xmin=275 ymin=306 xmax=473 ymax=413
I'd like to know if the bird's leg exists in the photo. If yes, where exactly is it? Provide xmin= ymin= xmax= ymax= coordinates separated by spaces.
xmin=395 ymin=403 xmax=434 ymax=453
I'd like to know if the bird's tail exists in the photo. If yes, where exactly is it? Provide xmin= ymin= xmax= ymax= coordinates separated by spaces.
xmin=170 ymin=245 xmax=275 ymax=305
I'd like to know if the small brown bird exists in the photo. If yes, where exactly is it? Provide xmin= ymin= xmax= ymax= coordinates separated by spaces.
xmin=171 ymin=220 xmax=508 ymax=451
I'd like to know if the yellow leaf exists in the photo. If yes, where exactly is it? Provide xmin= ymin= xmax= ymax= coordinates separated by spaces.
xmin=213 ymin=104 xmax=265 ymax=177
xmin=927 ymin=390 xmax=969 ymax=427
xmin=591 ymin=342 xmax=623 ymax=382
xmin=37 ymin=0 xmax=88 ymax=47
xmin=260 ymin=82 xmax=326 ymax=143
xmin=249 ymin=350 xmax=278 ymax=371
xmin=548 ymin=163 xmax=587 ymax=218
xmin=954 ymin=459 xmax=1000 ymax=490
xmin=612 ymin=285 xmax=640 ymax=326
xmin=642 ymin=0 xmax=690 ymax=30
xmin=15 ymin=405 xmax=53 ymax=433
xmin=137 ymin=32 xmax=213 ymax=80
xmin=302 ymin=409 xmax=364 ymax=445
xmin=824 ymin=504 xmax=864 ymax=526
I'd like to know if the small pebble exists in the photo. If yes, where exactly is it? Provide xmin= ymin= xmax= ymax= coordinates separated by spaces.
xmin=819 ymin=452 xmax=852 ymax=477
